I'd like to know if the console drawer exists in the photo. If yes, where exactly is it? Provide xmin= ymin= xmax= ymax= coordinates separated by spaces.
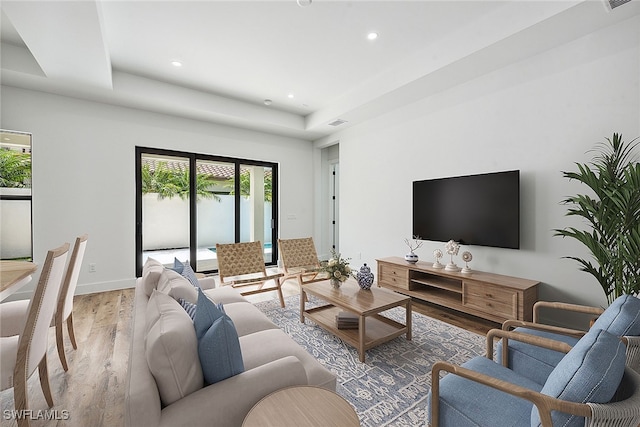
xmin=378 ymin=263 xmax=410 ymax=290
xmin=463 ymin=281 xmax=518 ymax=319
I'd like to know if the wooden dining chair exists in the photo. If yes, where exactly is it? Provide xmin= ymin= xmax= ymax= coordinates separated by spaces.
xmin=55 ymin=234 xmax=88 ymax=371
xmin=0 ymin=243 xmax=70 ymax=427
xmin=216 ymin=241 xmax=285 ymax=307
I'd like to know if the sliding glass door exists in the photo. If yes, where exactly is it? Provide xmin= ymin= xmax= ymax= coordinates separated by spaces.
xmin=136 ymin=147 xmax=278 ymax=276
xmin=194 ymin=158 xmax=235 ymax=272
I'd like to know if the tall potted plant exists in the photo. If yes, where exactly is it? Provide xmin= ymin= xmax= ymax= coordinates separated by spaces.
xmin=555 ymin=133 xmax=640 ymax=304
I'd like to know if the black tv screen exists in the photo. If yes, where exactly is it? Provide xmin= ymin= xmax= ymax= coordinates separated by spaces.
xmin=412 ymin=170 xmax=520 ymax=249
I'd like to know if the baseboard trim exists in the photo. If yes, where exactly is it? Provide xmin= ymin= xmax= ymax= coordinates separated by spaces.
xmin=4 ymin=278 xmax=136 ymax=302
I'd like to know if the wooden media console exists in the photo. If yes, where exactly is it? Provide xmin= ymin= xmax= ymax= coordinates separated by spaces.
xmin=376 ymin=257 xmax=539 ymax=323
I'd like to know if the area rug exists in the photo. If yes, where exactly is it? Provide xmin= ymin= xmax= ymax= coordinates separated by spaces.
xmin=254 ymin=295 xmax=486 ymax=427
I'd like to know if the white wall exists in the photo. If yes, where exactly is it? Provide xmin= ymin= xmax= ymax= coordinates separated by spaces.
xmin=0 ymin=87 xmax=315 ymax=297
xmin=2 ymin=14 xmax=638 ymax=314
xmin=318 ymin=15 xmax=640 ymax=311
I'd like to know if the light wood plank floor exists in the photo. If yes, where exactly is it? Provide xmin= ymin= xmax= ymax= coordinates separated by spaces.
xmin=0 ymin=280 xmax=497 ymax=427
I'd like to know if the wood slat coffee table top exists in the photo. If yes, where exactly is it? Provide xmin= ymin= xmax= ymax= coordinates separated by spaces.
xmin=303 ymin=278 xmax=410 ymax=315
xmin=243 ymin=386 xmax=360 ymax=427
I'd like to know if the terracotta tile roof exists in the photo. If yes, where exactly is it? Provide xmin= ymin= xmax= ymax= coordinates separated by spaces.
xmin=142 ymin=157 xmax=271 ymax=180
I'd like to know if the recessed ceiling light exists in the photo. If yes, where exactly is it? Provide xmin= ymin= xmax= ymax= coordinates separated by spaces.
xmin=297 ymin=0 xmax=312 ymax=6
xmin=264 ymin=99 xmax=273 ymax=106
xmin=367 ymin=32 xmax=379 ymax=41
xmin=171 ymin=60 xmax=183 ymax=67
xmin=287 ymin=93 xmax=294 ymax=99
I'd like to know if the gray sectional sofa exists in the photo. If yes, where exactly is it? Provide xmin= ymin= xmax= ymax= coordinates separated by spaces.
xmin=124 ymin=259 xmax=336 ymax=427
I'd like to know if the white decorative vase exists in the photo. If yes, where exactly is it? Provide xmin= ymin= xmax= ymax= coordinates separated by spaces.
xmin=405 ymin=252 xmax=419 ymax=264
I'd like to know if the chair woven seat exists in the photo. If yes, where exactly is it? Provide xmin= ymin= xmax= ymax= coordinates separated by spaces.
xmin=216 ymin=241 xmax=285 ymax=308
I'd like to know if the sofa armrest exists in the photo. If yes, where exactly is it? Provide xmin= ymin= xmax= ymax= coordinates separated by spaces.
xmin=158 ymin=356 xmax=308 ymax=427
xmin=197 ymin=276 xmax=216 ymax=290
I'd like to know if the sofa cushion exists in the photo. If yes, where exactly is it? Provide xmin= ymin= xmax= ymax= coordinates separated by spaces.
xmin=427 ymin=356 xmax=542 ymax=427
xmin=591 ymin=294 xmax=640 ymax=336
xmin=222 ymin=302 xmax=279 ymax=337
xmin=240 ymin=329 xmax=338 ymax=389
xmin=194 ymin=288 xmax=244 ymax=385
xmin=531 ymin=328 xmax=626 ymax=427
xmin=157 ymin=269 xmax=197 ymax=304
xmin=142 ymin=258 xmax=165 ymax=297
xmin=145 ymin=290 xmax=203 ymax=406
xmin=204 ymin=286 xmax=249 ymax=305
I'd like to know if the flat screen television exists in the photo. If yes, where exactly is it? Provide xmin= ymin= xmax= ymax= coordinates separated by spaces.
xmin=412 ymin=170 xmax=520 ymax=249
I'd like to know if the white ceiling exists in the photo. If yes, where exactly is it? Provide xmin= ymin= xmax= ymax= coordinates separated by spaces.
xmin=1 ymin=0 xmax=638 ymax=140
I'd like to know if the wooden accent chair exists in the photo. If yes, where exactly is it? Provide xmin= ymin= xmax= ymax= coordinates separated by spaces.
xmin=216 ymin=241 xmax=285 ymax=307
xmin=429 ymin=328 xmax=640 ymax=427
xmin=55 ymin=234 xmax=88 ymax=371
xmin=277 ymin=237 xmax=327 ymax=286
xmin=0 ymin=243 xmax=70 ymax=427
xmin=499 ymin=296 xmax=640 ymax=377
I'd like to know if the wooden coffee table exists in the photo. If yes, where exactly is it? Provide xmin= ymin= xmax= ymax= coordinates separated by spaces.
xmin=243 ymin=386 xmax=360 ymax=427
xmin=301 ymin=278 xmax=411 ymax=362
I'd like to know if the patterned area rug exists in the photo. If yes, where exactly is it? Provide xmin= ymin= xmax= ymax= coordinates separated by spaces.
xmin=254 ymin=295 xmax=485 ymax=427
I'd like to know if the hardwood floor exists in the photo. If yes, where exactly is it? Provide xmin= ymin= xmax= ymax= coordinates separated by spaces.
xmin=0 ymin=280 xmax=498 ymax=427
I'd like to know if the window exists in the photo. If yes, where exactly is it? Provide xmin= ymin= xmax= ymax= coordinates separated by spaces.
xmin=135 ymin=147 xmax=278 ymax=276
xmin=0 ymin=130 xmax=32 ymax=261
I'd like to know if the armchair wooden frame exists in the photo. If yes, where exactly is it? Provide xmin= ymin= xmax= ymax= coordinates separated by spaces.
xmin=430 ymin=329 xmax=640 ymax=427
xmin=216 ymin=241 xmax=285 ymax=307
xmin=502 ymin=300 xmax=640 ymax=373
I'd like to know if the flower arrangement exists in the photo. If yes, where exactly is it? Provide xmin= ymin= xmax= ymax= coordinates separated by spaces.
xmin=319 ymin=249 xmax=356 ymax=283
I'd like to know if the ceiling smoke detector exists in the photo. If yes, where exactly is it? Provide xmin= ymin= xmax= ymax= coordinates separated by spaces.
xmin=328 ymin=119 xmax=348 ymax=127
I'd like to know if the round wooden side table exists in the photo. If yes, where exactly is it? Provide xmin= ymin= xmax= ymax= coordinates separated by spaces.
xmin=242 ymin=385 xmax=360 ymax=427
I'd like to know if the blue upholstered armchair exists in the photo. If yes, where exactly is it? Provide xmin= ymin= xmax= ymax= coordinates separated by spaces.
xmin=498 ymin=294 xmax=640 ymax=381
xmin=428 ymin=327 xmax=640 ymax=427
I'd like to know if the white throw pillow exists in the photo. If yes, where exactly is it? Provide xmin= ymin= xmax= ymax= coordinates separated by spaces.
xmin=142 ymin=258 xmax=165 ymax=297
xmin=157 ymin=269 xmax=198 ymax=304
xmin=145 ymin=290 xmax=203 ymax=406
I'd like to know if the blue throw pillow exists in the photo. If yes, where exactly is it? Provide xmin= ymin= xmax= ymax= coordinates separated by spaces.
xmin=531 ymin=328 xmax=626 ymax=427
xmin=591 ymin=294 xmax=640 ymax=336
xmin=193 ymin=288 xmax=244 ymax=385
xmin=181 ymin=262 xmax=200 ymax=288
xmin=171 ymin=257 xmax=184 ymax=274
xmin=171 ymin=258 xmax=200 ymax=288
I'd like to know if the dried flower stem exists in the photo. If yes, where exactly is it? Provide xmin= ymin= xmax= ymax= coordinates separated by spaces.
xmin=404 ymin=236 xmax=424 ymax=253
